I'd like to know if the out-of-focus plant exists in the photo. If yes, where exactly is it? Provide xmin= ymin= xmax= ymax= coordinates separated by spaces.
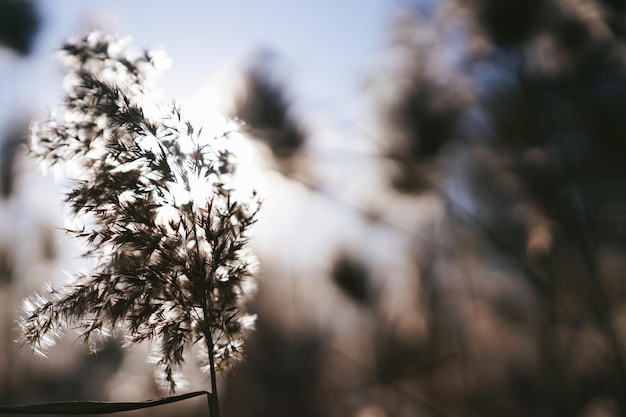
xmin=234 ymin=55 xmax=307 ymax=176
xmin=376 ymin=1 xmax=626 ymax=415
xmin=0 ymin=0 xmax=39 ymax=56
xmin=227 ymin=1 xmax=626 ymax=416
xmin=19 ymin=32 xmax=259 ymax=417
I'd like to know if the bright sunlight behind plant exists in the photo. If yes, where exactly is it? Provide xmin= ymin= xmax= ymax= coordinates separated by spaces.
xmin=18 ymin=32 xmax=260 ymax=416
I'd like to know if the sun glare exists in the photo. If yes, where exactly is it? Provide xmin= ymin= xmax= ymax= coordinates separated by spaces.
xmin=181 ymin=75 xmax=267 ymax=197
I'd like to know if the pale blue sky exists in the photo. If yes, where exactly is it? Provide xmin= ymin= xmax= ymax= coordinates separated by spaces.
xmin=19 ymin=1 xmax=404 ymax=132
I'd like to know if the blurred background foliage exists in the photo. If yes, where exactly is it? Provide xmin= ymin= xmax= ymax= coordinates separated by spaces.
xmin=4 ymin=0 xmax=626 ymax=416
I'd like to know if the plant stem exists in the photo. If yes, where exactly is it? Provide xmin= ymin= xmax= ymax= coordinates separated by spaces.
xmin=191 ymin=201 xmax=221 ymax=417
xmin=201 ymin=285 xmax=219 ymax=417
xmin=205 ymin=323 xmax=220 ymax=417
xmin=200 ymin=282 xmax=220 ymax=417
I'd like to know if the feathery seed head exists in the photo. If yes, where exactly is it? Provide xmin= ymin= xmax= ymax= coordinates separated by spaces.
xmin=20 ymin=31 xmax=260 ymax=392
